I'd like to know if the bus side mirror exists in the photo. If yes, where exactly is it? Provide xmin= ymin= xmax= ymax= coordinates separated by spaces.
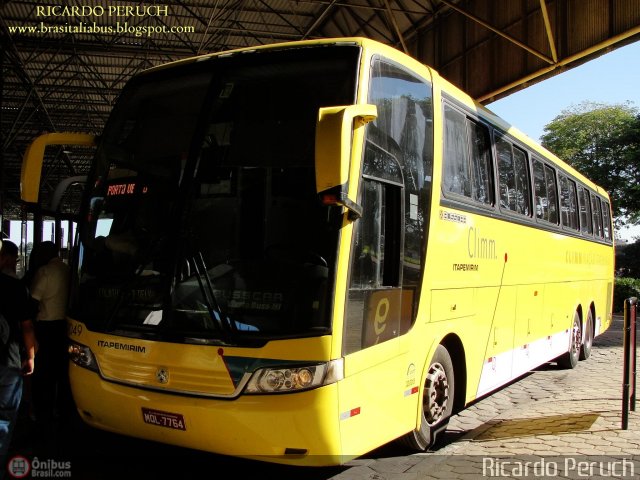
xmin=21 ymin=132 xmax=96 ymax=204
xmin=315 ymin=104 xmax=377 ymax=219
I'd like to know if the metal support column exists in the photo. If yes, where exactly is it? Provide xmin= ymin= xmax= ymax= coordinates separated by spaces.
xmin=622 ymin=297 xmax=637 ymax=429
xmin=0 ymin=33 xmax=6 ymax=231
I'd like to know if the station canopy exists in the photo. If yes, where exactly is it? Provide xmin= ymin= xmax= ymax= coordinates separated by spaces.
xmin=1 ymin=0 xmax=639 ymax=218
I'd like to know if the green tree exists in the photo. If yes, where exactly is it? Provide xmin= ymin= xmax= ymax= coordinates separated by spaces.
xmin=541 ymin=101 xmax=640 ymax=226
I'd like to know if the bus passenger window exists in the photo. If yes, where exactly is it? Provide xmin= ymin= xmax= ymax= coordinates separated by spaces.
xmin=512 ymin=148 xmax=531 ymax=216
xmin=497 ymin=138 xmax=513 ymax=209
xmin=591 ymin=195 xmax=603 ymax=237
xmin=442 ymin=105 xmax=493 ymax=206
xmin=560 ymin=175 xmax=579 ymax=231
xmin=469 ymin=122 xmax=493 ymax=205
xmin=602 ymin=200 xmax=612 ymax=240
xmin=443 ymin=106 xmax=471 ymax=196
xmin=544 ymin=165 xmax=558 ymax=224
xmin=578 ymin=186 xmax=593 ymax=235
xmin=533 ymin=159 xmax=558 ymax=224
xmin=533 ymin=161 xmax=547 ymax=220
xmin=497 ymin=136 xmax=530 ymax=215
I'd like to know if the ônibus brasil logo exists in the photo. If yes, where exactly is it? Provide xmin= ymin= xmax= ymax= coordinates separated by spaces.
xmin=6 ymin=455 xmax=30 ymax=478
xmin=7 ymin=456 xmax=71 ymax=478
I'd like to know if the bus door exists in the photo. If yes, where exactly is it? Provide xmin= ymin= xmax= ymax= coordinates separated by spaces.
xmin=338 ymin=145 xmax=408 ymax=455
xmin=336 ymin=58 xmax=434 ymax=455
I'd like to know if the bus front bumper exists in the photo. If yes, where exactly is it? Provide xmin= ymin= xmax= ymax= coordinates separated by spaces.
xmin=70 ymin=365 xmax=346 ymax=466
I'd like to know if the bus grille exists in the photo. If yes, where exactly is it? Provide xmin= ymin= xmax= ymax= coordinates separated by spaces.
xmin=98 ymin=353 xmax=238 ymax=396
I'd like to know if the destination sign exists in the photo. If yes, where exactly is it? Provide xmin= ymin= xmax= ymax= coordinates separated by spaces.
xmin=106 ymin=182 xmax=148 ymax=196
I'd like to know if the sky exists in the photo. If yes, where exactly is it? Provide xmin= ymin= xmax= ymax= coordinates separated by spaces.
xmin=487 ymin=40 xmax=640 ymax=142
xmin=487 ymin=40 xmax=640 ymax=241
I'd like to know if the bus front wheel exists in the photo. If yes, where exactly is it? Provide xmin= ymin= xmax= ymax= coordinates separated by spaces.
xmin=400 ymin=344 xmax=454 ymax=451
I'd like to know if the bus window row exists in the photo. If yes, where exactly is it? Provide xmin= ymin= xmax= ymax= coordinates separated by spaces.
xmin=442 ymin=101 xmax=612 ymax=243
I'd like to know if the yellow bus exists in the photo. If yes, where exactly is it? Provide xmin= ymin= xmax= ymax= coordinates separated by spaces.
xmin=21 ymin=37 xmax=614 ymax=466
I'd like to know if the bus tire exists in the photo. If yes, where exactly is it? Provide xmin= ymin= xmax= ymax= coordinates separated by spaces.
xmin=400 ymin=344 xmax=454 ymax=451
xmin=579 ymin=310 xmax=594 ymax=361
xmin=558 ymin=312 xmax=581 ymax=369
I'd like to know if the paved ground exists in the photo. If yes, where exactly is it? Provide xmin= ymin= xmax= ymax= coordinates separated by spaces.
xmin=6 ymin=315 xmax=638 ymax=479
xmin=332 ymin=314 xmax=640 ymax=479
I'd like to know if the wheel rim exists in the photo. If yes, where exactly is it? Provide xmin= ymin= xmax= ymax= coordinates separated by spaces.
xmin=570 ymin=318 xmax=581 ymax=357
xmin=423 ymin=362 xmax=449 ymax=425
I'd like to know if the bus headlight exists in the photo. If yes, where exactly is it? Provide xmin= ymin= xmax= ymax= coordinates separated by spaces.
xmin=68 ymin=341 xmax=99 ymax=372
xmin=244 ymin=358 xmax=343 ymax=394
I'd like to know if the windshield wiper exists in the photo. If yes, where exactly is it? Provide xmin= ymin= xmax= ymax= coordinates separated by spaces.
xmin=191 ymin=252 xmax=235 ymax=333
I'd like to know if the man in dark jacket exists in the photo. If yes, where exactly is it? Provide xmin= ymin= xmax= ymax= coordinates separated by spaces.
xmin=0 ymin=240 xmax=37 ymax=474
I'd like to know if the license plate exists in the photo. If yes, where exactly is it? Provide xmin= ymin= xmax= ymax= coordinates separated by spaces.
xmin=141 ymin=407 xmax=186 ymax=431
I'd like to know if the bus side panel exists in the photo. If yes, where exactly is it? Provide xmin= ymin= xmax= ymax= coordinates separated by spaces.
xmin=603 ymin=280 xmax=614 ymax=332
xmin=475 ymin=286 xmax=516 ymax=398
xmin=541 ymin=283 xmax=574 ymax=358
xmin=338 ymin=341 xmax=416 ymax=457
xmin=592 ymin=278 xmax=614 ymax=335
xmin=512 ymin=283 xmax=544 ymax=377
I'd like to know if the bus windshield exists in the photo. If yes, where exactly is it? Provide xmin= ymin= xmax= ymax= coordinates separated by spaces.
xmin=70 ymin=45 xmax=360 ymax=345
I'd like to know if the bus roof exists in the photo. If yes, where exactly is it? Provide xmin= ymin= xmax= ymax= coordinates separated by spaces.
xmin=138 ymin=36 xmax=608 ymax=200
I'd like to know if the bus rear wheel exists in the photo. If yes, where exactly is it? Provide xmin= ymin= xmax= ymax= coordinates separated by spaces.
xmin=400 ymin=344 xmax=454 ymax=451
xmin=579 ymin=310 xmax=594 ymax=361
xmin=558 ymin=313 xmax=581 ymax=369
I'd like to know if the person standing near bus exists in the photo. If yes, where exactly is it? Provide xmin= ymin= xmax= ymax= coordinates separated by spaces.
xmin=0 ymin=240 xmax=37 ymax=476
xmin=0 ymin=240 xmax=19 ymax=278
xmin=29 ymin=241 xmax=72 ymax=433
